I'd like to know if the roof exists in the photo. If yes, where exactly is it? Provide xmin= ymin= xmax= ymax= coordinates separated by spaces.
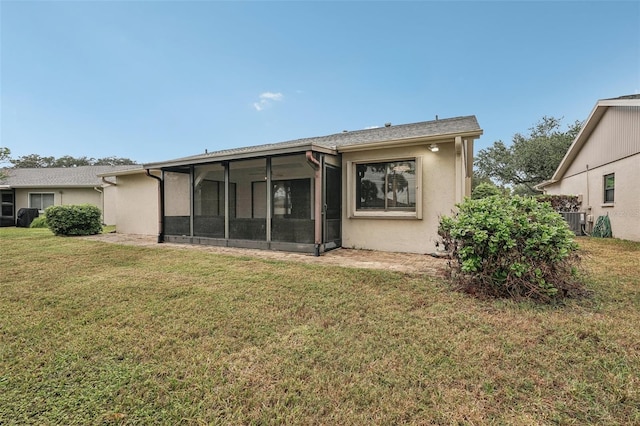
xmin=537 ymin=94 xmax=640 ymax=189
xmin=145 ymin=115 xmax=482 ymax=168
xmin=0 ymin=165 xmax=141 ymax=188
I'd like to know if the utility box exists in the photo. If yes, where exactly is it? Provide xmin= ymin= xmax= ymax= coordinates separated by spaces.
xmin=559 ymin=212 xmax=584 ymax=236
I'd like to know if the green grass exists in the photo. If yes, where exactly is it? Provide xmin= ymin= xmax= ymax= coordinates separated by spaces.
xmin=1 ymin=228 xmax=639 ymax=425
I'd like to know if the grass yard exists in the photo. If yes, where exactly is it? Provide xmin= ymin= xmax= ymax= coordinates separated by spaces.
xmin=1 ymin=228 xmax=639 ymax=425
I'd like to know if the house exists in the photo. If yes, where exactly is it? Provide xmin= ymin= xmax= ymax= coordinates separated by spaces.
xmin=537 ymin=95 xmax=640 ymax=241
xmin=0 ymin=165 xmax=141 ymax=227
xmin=136 ymin=116 xmax=482 ymax=254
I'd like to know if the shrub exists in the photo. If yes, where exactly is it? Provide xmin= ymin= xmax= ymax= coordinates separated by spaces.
xmin=471 ymin=182 xmax=502 ymax=199
xmin=438 ymin=195 xmax=585 ymax=302
xmin=29 ymin=215 xmax=48 ymax=228
xmin=45 ymin=204 xmax=103 ymax=236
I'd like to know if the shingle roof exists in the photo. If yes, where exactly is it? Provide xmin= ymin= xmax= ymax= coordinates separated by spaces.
xmin=146 ymin=115 xmax=482 ymax=168
xmin=0 ymin=165 xmax=141 ymax=188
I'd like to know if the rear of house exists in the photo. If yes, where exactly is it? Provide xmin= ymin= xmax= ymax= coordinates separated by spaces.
xmin=137 ymin=116 xmax=482 ymax=254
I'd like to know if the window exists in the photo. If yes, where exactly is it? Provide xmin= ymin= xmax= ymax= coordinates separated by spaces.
xmin=604 ymin=173 xmax=615 ymax=203
xmin=356 ymin=160 xmax=416 ymax=211
xmin=29 ymin=193 xmax=54 ymax=211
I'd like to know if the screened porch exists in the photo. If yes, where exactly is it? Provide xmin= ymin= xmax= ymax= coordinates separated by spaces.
xmin=161 ymin=152 xmax=341 ymax=254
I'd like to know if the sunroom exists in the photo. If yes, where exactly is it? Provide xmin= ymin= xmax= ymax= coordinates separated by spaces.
xmin=150 ymin=147 xmax=342 ymax=255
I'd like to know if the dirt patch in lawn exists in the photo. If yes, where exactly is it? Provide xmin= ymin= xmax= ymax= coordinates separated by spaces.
xmin=83 ymin=233 xmax=449 ymax=277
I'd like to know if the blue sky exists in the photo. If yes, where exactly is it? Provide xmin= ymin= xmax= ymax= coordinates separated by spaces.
xmin=1 ymin=1 xmax=639 ymax=165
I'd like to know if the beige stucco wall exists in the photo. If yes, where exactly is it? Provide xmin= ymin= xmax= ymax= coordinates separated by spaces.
xmin=341 ymin=142 xmax=460 ymax=254
xmin=14 ymin=187 xmax=102 ymax=215
xmin=110 ymin=173 xmax=160 ymax=236
xmin=544 ymin=153 xmax=640 ymax=241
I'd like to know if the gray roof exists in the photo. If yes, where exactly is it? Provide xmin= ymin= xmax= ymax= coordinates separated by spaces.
xmin=0 ymin=165 xmax=141 ymax=188
xmin=146 ymin=115 xmax=482 ymax=168
xmin=606 ymin=94 xmax=640 ymax=100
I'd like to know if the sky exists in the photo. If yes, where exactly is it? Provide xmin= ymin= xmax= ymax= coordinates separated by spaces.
xmin=1 ymin=1 xmax=639 ymax=165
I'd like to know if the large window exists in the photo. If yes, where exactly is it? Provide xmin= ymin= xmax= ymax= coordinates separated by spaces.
xmin=604 ymin=173 xmax=615 ymax=203
xmin=29 ymin=193 xmax=54 ymax=211
xmin=356 ymin=160 xmax=416 ymax=211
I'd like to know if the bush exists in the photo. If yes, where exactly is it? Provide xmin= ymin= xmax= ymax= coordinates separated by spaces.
xmin=45 ymin=204 xmax=103 ymax=236
xmin=29 ymin=215 xmax=48 ymax=228
xmin=438 ymin=195 xmax=585 ymax=302
xmin=471 ymin=182 xmax=502 ymax=199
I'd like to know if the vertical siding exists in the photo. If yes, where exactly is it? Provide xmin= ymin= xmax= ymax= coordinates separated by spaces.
xmin=565 ymin=106 xmax=640 ymax=176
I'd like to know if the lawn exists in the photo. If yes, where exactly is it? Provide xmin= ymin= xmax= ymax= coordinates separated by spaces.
xmin=1 ymin=228 xmax=639 ymax=425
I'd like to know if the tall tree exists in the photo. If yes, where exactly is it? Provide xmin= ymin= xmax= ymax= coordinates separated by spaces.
xmin=475 ymin=116 xmax=582 ymax=194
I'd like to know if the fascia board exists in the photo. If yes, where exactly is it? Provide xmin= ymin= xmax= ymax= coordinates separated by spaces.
xmin=144 ymin=144 xmax=336 ymax=169
xmin=336 ymin=130 xmax=483 ymax=153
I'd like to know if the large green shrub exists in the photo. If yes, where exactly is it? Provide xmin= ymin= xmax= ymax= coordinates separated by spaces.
xmin=438 ymin=195 xmax=585 ymax=302
xmin=45 ymin=204 xmax=103 ymax=236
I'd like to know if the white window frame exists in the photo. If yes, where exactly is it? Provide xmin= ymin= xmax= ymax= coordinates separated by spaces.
xmin=347 ymin=156 xmax=422 ymax=219
xmin=29 ymin=192 xmax=55 ymax=212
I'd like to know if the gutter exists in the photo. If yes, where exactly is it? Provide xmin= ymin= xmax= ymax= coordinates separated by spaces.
xmin=306 ymin=151 xmax=322 ymax=257
xmin=101 ymin=176 xmax=117 ymax=186
xmin=145 ymin=169 xmax=164 ymax=243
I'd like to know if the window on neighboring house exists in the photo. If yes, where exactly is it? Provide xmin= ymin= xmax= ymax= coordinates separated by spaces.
xmin=29 ymin=193 xmax=55 ymax=211
xmin=353 ymin=159 xmax=420 ymax=216
xmin=604 ymin=173 xmax=615 ymax=203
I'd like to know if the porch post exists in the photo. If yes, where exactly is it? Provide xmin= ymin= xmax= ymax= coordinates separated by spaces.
xmin=189 ymin=165 xmax=194 ymax=237
xmin=224 ymin=161 xmax=229 ymax=239
xmin=455 ymin=136 xmax=463 ymax=204
xmin=266 ymin=157 xmax=272 ymax=243
xmin=306 ymin=151 xmax=322 ymax=256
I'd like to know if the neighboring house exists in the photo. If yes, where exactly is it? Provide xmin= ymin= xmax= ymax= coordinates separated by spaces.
xmin=0 ymin=165 xmax=141 ymax=227
xmin=131 ymin=116 xmax=482 ymax=254
xmin=537 ymin=95 xmax=640 ymax=241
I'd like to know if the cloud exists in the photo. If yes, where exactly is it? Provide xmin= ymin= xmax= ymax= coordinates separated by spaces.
xmin=364 ymin=125 xmax=380 ymax=129
xmin=260 ymin=92 xmax=283 ymax=101
xmin=253 ymin=91 xmax=284 ymax=111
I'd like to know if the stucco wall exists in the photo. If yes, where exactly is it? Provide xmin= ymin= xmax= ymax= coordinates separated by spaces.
xmin=112 ymin=173 xmax=160 ymax=236
xmin=341 ymin=142 xmax=458 ymax=254
xmin=544 ymin=153 xmax=640 ymax=241
xmin=14 ymin=187 xmax=102 ymax=214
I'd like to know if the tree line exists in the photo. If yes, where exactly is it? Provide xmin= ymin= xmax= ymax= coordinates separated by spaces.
xmin=0 ymin=150 xmax=137 ymax=168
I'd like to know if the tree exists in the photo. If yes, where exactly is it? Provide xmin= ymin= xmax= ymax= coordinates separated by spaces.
xmin=10 ymin=154 xmax=137 ymax=168
xmin=0 ymin=147 xmax=10 ymax=180
xmin=475 ymin=116 xmax=582 ymax=195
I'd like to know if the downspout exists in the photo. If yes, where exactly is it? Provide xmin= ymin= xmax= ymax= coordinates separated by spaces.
xmin=93 ymin=187 xmax=105 ymax=225
xmin=306 ymin=151 xmax=322 ymax=257
xmin=145 ymin=169 xmax=164 ymax=243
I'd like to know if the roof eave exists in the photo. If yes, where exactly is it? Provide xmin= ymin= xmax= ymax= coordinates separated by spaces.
xmin=336 ymin=130 xmax=483 ymax=153
xmin=144 ymin=143 xmax=337 ymax=169
xmin=552 ymin=97 xmax=640 ymax=181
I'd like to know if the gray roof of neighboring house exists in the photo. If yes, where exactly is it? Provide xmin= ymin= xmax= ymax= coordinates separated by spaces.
xmin=146 ymin=115 xmax=482 ymax=168
xmin=0 ymin=165 xmax=141 ymax=188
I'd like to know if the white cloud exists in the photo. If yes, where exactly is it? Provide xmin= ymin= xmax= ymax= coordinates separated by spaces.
xmin=364 ymin=125 xmax=380 ymax=129
xmin=253 ymin=91 xmax=284 ymax=111
xmin=260 ymin=92 xmax=283 ymax=101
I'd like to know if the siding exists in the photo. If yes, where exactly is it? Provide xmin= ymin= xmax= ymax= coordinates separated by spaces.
xmin=565 ymin=106 xmax=640 ymax=177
